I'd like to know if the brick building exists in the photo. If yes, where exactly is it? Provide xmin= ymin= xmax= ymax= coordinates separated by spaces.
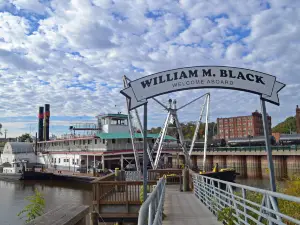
xmin=296 ymin=105 xmax=300 ymax=134
xmin=217 ymin=110 xmax=272 ymax=140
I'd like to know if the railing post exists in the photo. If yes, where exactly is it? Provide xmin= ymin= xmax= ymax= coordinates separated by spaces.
xmin=90 ymin=211 xmax=98 ymax=225
xmin=182 ymin=168 xmax=189 ymax=192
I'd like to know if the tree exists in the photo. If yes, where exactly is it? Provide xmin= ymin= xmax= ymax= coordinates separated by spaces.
xmin=18 ymin=133 xmax=33 ymax=142
xmin=272 ymin=116 xmax=297 ymax=134
xmin=17 ymin=189 xmax=45 ymax=223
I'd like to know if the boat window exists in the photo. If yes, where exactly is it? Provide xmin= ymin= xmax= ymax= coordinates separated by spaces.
xmin=127 ymin=138 xmax=131 ymax=143
xmin=112 ymin=139 xmax=116 ymax=144
xmin=111 ymin=119 xmax=117 ymax=125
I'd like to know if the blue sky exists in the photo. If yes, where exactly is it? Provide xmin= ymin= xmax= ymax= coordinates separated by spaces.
xmin=0 ymin=0 xmax=300 ymax=137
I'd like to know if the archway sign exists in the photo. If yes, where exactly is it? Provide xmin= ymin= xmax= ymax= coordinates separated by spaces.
xmin=121 ymin=66 xmax=285 ymax=110
xmin=120 ymin=66 xmax=285 ymax=199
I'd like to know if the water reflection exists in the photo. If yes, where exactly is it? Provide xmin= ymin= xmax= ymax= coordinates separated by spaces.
xmin=0 ymin=180 xmax=92 ymax=225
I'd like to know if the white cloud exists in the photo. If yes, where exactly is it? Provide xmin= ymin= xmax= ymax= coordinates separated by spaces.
xmin=0 ymin=0 xmax=299 ymax=137
xmin=10 ymin=0 xmax=48 ymax=14
xmin=225 ymin=43 xmax=245 ymax=60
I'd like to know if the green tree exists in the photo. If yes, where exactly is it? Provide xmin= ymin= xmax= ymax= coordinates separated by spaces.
xmin=17 ymin=189 xmax=45 ymax=223
xmin=272 ymin=116 xmax=296 ymax=134
xmin=18 ymin=133 xmax=33 ymax=142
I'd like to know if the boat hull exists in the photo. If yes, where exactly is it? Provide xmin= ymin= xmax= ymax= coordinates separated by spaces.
xmin=201 ymin=171 xmax=238 ymax=183
xmin=21 ymin=171 xmax=54 ymax=180
xmin=0 ymin=173 xmax=22 ymax=181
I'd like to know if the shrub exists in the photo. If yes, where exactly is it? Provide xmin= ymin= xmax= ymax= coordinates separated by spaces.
xmin=17 ymin=188 xmax=45 ymax=223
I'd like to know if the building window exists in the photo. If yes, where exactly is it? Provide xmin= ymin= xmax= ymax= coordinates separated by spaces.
xmin=112 ymin=139 xmax=116 ymax=144
xmin=73 ymin=141 xmax=76 ymax=145
xmin=76 ymin=159 xmax=79 ymax=165
xmin=127 ymin=138 xmax=131 ymax=143
xmin=83 ymin=140 xmax=86 ymax=145
xmin=102 ymin=139 xmax=105 ymax=144
xmin=54 ymin=158 xmax=56 ymax=163
xmin=72 ymin=159 xmax=75 ymax=165
xmin=52 ymin=158 xmax=53 ymax=163
xmin=95 ymin=139 xmax=97 ymax=144
xmin=88 ymin=140 xmax=91 ymax=144
xmin=58 ymin=158 xmax=60 ymax=163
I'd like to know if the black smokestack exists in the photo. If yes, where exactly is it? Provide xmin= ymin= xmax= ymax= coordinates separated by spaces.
xmin=38 ymin=107 xmax=44 ymax=141
xmin=44 ymin=104 xmax=50 ymax=141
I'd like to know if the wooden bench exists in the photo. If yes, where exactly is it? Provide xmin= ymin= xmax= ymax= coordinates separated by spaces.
xmin=27 ymin=204 xmax=90 ymax=225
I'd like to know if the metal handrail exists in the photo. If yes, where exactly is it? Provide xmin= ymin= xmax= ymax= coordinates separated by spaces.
xmin=138 ymin=177 xmax=166 ymax=225
xmin=192 ymin=174 xmax=300 ymax=225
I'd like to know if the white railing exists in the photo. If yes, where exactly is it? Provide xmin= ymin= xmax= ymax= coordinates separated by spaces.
xmin=125 ymin=171 xmax=142 ymax=181
xmin=193 ymin=174 xmax=300 ymax=225
xmin=138 ymin=177 xmax=166 ymax=225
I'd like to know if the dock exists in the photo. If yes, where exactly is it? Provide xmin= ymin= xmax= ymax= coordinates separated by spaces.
xmin=163 ymin=185 xmax=221 ymax=225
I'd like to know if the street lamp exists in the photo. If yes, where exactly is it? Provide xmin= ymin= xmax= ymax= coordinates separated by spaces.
xmin=248 ymin=135 xmax=253 ymax=148
xmin=212 ymin=123 xmax=217 ymax=137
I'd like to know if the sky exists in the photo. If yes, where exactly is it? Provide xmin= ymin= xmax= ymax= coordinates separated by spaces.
xmin=0 ymin=0 xmax=299 ymax=138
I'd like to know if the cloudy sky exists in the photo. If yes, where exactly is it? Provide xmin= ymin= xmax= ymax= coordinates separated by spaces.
xmin=0 ymin=0 xmax=299 ymax=138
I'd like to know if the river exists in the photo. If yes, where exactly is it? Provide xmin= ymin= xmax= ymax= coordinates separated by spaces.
xmin=0 ymin=180 xmax=92 ymax=225
xmin=0 ymin=178 xmax=290 ymax=225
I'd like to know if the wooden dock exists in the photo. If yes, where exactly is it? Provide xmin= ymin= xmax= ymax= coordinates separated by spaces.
xmin=163 ymin=185 xmax=221 ymax=225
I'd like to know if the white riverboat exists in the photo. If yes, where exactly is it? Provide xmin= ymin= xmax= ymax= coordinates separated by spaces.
xmin=36 ymin=113 xmax=177 ymax=172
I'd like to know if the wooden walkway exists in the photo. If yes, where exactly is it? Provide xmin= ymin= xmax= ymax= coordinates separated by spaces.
xmin=163 ymin=185 xmax=221 ymax=225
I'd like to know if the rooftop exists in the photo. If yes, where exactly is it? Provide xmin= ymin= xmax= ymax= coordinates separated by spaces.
xmin=97 ymin=113 xmax=128 ymax=119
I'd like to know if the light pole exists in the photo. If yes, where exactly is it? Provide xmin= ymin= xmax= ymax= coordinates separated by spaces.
xmin=248 ymin=135 xmax=253 ymax=148
xmin=212 ymin=122 xmax=217 ymax=138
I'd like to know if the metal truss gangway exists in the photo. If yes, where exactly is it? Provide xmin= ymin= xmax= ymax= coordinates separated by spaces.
xmin=123 ymin=76 xmax=211 ymax=171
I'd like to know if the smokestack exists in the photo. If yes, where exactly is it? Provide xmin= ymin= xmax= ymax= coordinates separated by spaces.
xmin=44 ymin=104 xmax=50 ymax=141
xmin=38 ymin=107 xmax=44 ymax=141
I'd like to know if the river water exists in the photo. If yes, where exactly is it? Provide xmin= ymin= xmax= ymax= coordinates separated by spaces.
xmin=0 ymin=178 xmax=290 ymax=225
xmin=0 ymin=180 xmax=92 ymax=225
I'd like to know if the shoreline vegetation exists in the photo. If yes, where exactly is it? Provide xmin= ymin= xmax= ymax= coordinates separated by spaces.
xmin=218 ymin=175 xmax=300 ymax=225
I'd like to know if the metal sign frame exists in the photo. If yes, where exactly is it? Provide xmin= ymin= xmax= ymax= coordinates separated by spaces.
xmin=121 ymin=66 xmax=286 ymax=202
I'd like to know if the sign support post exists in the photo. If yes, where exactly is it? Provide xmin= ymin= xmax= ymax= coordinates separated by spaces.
xmin=143 ymin=103 xmax=148 ymax=202
xmin=260 ymin=99 xmax=276 ymax=193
